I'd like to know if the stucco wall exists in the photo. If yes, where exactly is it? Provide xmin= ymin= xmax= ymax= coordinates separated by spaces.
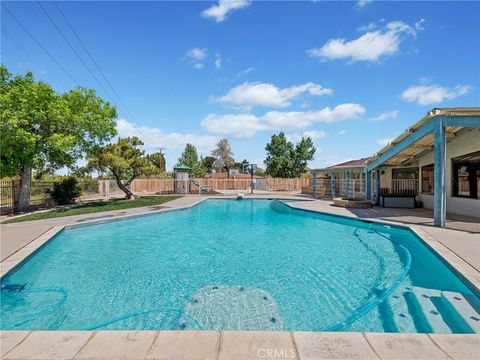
xmin=417 ymin=128 xmax=480 ymax=218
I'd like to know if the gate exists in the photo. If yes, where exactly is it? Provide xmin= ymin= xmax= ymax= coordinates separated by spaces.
xmin=255 ymin=179 xmax=267 ymax=190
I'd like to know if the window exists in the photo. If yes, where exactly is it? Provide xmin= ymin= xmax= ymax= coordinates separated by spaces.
xmin=452 ymin=151 xmax=480 ymax=199
xmin=422 ymin=164 xmax=434 ymax=195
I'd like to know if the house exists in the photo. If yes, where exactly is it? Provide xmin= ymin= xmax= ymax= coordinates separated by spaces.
xmin=365 ymin=107 xmax=480 ymax=226
xmin=304 ymin=108 xmax=479 ymax=226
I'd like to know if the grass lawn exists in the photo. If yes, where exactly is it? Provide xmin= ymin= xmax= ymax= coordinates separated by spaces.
xmin=2 ymin=196 xmax=183 ymax=224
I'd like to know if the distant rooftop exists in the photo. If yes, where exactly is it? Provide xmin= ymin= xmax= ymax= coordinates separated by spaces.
xmin=312 ymin=157 xmax=370 ymax=172
xmin=327 ymin=158 xmax=370 ymax=169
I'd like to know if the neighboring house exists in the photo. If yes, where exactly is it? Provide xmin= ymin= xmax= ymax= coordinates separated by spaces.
xmin=310 ymin=158 xmax=370 ymax=198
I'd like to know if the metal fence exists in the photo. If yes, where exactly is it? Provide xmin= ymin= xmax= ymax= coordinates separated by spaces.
xmin=1 ymin=180 xmax=55 ymax=213
xmin=0 ymin=180 xmax=15 ymax=212
xmin=0 ymin=179 xmax=102 ymax=214
xmin=303 ymin=177 xmax=420 ymax=199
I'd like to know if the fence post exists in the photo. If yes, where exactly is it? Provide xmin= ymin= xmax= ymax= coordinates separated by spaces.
xmin=330 ymin=173 xmax=335 ymax=199
xmin=312 ymin=173 xmax=316 ymax=197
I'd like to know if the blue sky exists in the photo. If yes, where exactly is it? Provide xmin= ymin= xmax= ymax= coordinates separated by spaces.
xmin=2 ymin=0 xmax=479 ymax=170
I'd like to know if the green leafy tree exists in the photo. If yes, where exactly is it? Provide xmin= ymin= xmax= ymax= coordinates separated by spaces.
xmin=265 ymin=132 xmax=316 ymax=178
xmin=235 ymin=159 xmax=250 ymax=172
xmin=292 ymin=137 xmax=316 ymax=176
xmin=265 ymin=132 xmax=295 ymax=178
xmin=147 ymin=152 xmax=166 ymax=173
xmin=176 ymin=143 xmax=207 ymax=177
xmin=211 ymin=138 xmax=235 ymax=175
xmin=177 ymin=143 xmax=198 ymax=169
xmin=0 ymin=66 xmax=117 ymax=210
xmin=85 ymin=137 xmax=154 ymax=199
xmin=201 ymin=156 xmax=216 ymax=171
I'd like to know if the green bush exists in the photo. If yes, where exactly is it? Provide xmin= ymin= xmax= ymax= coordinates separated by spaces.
xmin=51 ymin=177 xmax=82 ymax=205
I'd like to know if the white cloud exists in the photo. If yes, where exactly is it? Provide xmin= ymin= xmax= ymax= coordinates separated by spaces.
xmin=415 ymin=19 xmax=426 ymax=31
xmin=337 ymin=129 xmax=348 ymax=136
xmin=201 ymin=103 xmax=366 ymax=138
xmin=307 ymin=20 xmax=420 ymax=63
xmin=356 ymin=0 xmax=372 ymax=8
xmin=214 ymin=54 xmax=222 ymax=69
xmin=201 ymin=0 xmax=250 ymax=23
xmin=237 ymin=67 xmax=255 ymax=77
xmin=356 ymin=22 xmax=378 ymax=32
xmin=116 ymin=119 xmax=218 ymax=152
xmin=377 ymin=137 xmax=395 ymax=146
xmin=401 ymin=83 xmax=470 ymax=105
xmin=214 ymin=82 xmax=333 ymax=108
xmin=369 ymin=110 xmax=398 ymax=121
xmin=186 ymin=47 xmax=207 ymax=60
xmin=186 ymin=47 xmax=207 ymax=69
xmin=287 ymin=130 xmax=327 ymax=143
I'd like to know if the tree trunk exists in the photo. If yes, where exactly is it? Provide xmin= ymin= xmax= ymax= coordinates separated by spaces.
xmin=114 ymin=174 xmax=136 ymax=199
xmin=17 ymin=166 xmax=32 ymax=212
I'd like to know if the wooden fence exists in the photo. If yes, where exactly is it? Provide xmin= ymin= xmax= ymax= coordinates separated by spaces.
xmin=130 ymin=177 xmax=310 ymax=193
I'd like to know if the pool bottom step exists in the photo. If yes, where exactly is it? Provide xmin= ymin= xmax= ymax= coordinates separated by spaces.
xmin=441 ymin=291 xmax=480 ymax=333
xmin=385 ymin=286 xmax=480 ymax=334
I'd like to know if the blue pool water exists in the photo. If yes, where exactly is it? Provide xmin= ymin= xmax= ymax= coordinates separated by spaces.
xmin=1 ymin=199 xmax=479 ymax=333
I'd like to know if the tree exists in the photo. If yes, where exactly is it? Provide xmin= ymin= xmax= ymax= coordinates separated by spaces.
xmin=235 ymin=159 xmax=249 ymax=172
xmin=85 ymin=137 xmax=154 ymax=199
xmin=265 ymin=132 xmax=316 ymax=178
xmin=147 ymin=152 xmax=166 ymax=173
xmin=177 ymin=143 xmax=198 ymax=169
xmin=177 ymin=143 xmax=207 ymax=177
xmin=211 ymin=138 xmax=235 ymax=175
xmin=265 ymin=132 xmax=295 ymax=178
xmin=292 ymin=137 xmax=316 ymax=176
xmin=201 ymin=156 xmax=216 ymax=171
xmin=0 ymin=66 xmax=117 ymax=210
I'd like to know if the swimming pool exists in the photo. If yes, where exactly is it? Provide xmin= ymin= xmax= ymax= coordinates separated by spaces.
xmin=1 ymin=199 xmax=479 ymax=333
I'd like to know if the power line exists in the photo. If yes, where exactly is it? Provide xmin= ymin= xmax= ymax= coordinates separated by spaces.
xmin=53 ymin=1 xmax=138 ymax=123
xmin=36 ymin=1 xmax=118 ymax=108
xmin=1 ymin=3 xmax=80 ymax=86
xmin=52 ymin=1 xmax=154 ymax=146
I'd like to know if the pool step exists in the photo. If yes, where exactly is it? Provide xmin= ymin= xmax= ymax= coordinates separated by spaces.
xmin=408 ymin=287 xmax=452 ymax=333
xmin=441 ymin=291 xmax=480 ymax=333
xmin=385 ymin=289 xmax=417 ymax=332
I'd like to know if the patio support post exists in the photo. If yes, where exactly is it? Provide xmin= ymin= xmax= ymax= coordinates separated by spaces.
xmin=365 ymin=169 xmax=371 ymax=200
xmin=434 ymin=117 xmax=447 ymax=227
xmin=376 ymin=170 xmax=381 ymax=205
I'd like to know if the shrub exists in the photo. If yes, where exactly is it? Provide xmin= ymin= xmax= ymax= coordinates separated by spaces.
xmin=51 ymin=177 xmax=82 ymax=205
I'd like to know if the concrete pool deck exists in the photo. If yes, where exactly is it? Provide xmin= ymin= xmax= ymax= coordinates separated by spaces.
xmin=1 ymin=194 xmax=479 ymax=359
